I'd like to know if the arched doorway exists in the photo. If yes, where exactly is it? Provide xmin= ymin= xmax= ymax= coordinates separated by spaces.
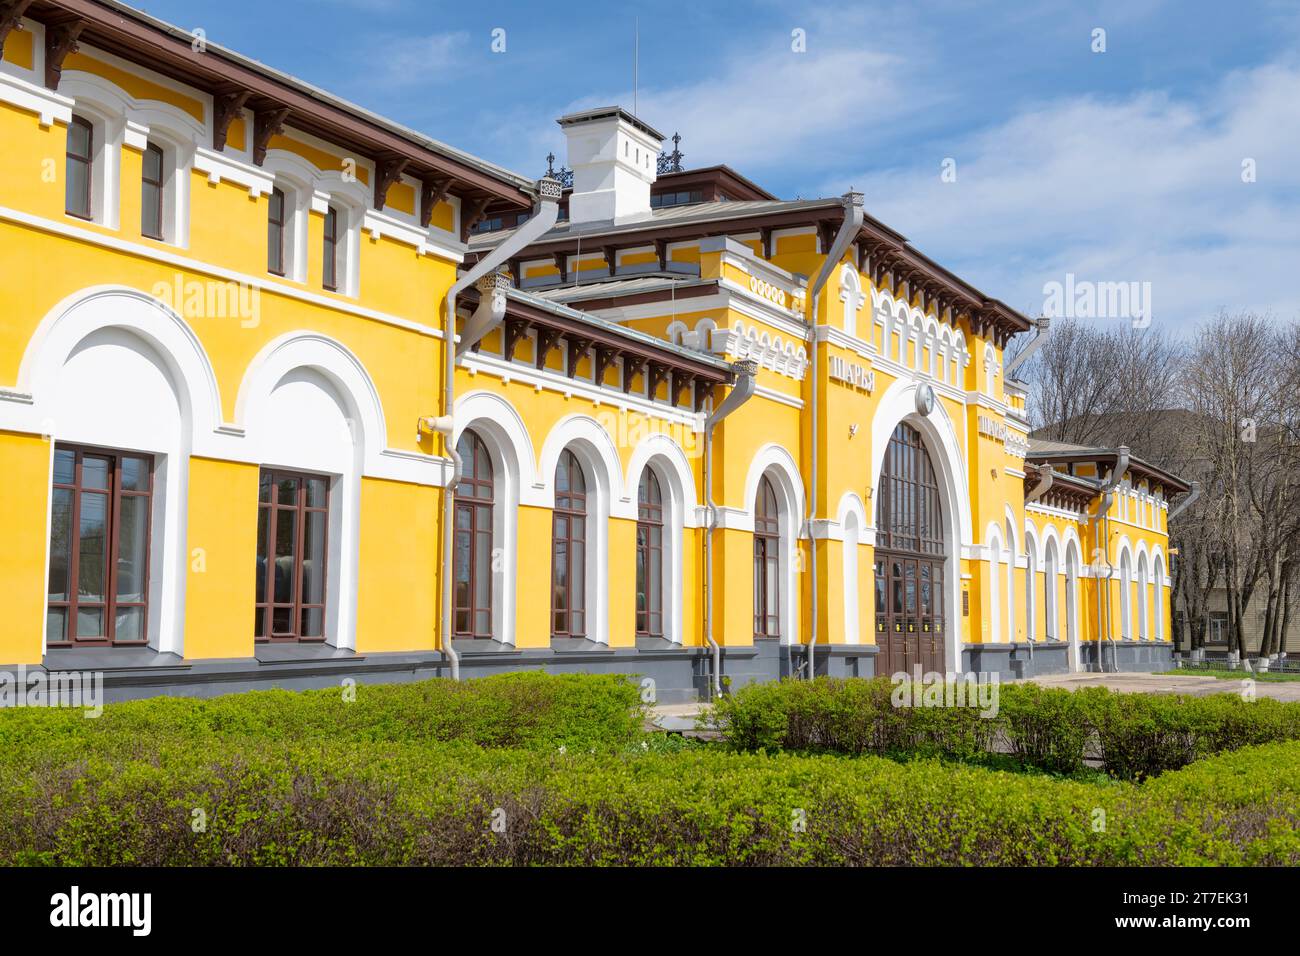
xmin=874 ymin=422 xmax=946 ymax=674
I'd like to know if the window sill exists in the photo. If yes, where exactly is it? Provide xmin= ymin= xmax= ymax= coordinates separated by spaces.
xmin=43 ymin=646 xmax=184 ymax=671
xmin=550 ymin=638 xmax=612 ymax=654
xmin=254 ymin=643 xmax=359 ymax=664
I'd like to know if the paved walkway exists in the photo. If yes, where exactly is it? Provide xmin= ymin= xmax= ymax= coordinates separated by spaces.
xmin=1015 ymin=671 xmax=1300 ymax=702
xmin=647 ymin=672 xmax=1300 ymax=724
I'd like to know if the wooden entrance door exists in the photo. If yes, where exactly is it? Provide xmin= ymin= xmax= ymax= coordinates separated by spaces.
xmin=873 ymin=423 xmax=947 ymax=675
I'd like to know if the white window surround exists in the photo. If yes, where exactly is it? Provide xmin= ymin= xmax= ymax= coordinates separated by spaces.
xmin=835 ymin=491 xmax=869 ymax=646
xmin=59 ymin=69 xmax=207 ymax=242
xmin=1044 ymin=537 xmax=1060 ymax=641
xmin=1119 ymin=548 xmax=1134 ymax=640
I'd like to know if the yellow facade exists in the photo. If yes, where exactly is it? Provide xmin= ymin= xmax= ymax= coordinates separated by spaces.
xmin=0 ymin=5 xmax=1186 ymax=696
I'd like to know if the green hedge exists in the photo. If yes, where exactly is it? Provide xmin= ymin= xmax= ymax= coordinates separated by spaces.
xmin=0 ymin=672 xmax=646 ymax=757
xmin=1 ymin=735 xmax=1297 ymax=865
xmin=706 ymin=678 xmax=1300 ymax=780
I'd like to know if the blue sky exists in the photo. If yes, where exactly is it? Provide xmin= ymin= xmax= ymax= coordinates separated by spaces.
xmin=143 ymin=0 xmax=1298 ymax=326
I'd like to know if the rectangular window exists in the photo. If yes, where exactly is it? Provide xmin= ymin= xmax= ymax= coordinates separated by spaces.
xmin=322 ymin=205 xmax=338 ymax=291
xmin=141 ymin=142 xmax=164 ymax=240
xmin=66 ymin=116 xmax=93 ymax=220
xmin=47 ymin=445 xmax=153 ymax=647
xmin=267 ymin=186 xmax=286 ymax=276
xmin=255 ymin=469 xmax=329 ymax=642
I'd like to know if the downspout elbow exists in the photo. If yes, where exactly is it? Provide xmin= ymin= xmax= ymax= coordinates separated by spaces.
xmin=1025 ymin=464 xmax=1054 ymax=505
xmin=1004 ymin=315 xmax=1051 ymax=377
xmin=1168 ymin=480 xmax=1201 ymax=522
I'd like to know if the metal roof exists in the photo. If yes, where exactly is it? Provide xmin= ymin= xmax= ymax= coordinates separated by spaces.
xmin=85 ymin=0 xmax=535 ymax=194
xmin=529 ymin=274 xmax=714 ymax=304
xmin=470 ymin=198 xmax=842 ymax=251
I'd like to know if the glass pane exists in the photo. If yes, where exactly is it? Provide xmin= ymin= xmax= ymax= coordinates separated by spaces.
xmin=116 ymin=494 xmax=148 ymax=601
xmin=765 ymin=558 xmax=778 ymax=629
xmin=82 ymin=456 xmax=110 ymax=490
xmin=571 ymin=542 xmax=585 ymax=612
xmin=67 ymin=119 xmax=90 ymax=157
xmin=143 ymin=144 xmax=162 ymax=181
xmin=259 ymin=471 xmax=272 ymax=503
xmin=274 ymin=510 xmax=297 ymax=604
xmin=254 ymin=606 xmax=265 ymax=638
xmin=48 ymin=487 xmax=72 ymax=601
xmin=474 ymin=610 xmax=490 ymax=634
xmin=76 ymin=607 xmax=103 ymax=639
xmin=46 ymin=608 xmax=66 ymax=643
xmin=553 ymin=544 xmax=568 ymax=608
xmin=570 ymin=610 xmax=584 ymax=636
xmin=141 ymin=182 xmax=161 ymax=236
xmin=272 ymin=606 xmax=292 ymax=634
xmin=115 ymin=606 xmax=143 ymax=641
xmin=307 ymin=477 xmax=328 ymax=509
xmin=301 ymin=606 xmax=323 ymax=637
xmin=474 ymin=531 xmax=490 ymax=607
xmin=66 ymin=159 xmax=89 ymax=217
xmin=78 ymin=492 xmax=107 ymax=601
xmin=53 ymin=449 xmax=75 ymax=485
xmin=302 ymin=510 xmax=325 ymax=605
xmin=276 ymin=476 xmax=298 ymax=505
xmin=120 ymin=456 xmax=149 ymax=491
xmin=255 ymin=507 xmax=269 ymax=604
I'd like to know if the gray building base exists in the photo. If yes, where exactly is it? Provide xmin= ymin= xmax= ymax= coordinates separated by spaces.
xmin=9 ymin=637 xmax=1171 ymax=705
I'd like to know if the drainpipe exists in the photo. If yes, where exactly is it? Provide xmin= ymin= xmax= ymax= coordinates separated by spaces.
xmin=1088 ymin=447 xmax=1129 ymax=673
xmin=1003 ymin=316 xmax=1051 ymax=377
xmin=426 ymin=178 xmax=561 ymax=681
xmin=804 ymin=192 xmax=865 ymax=680
xmin=703 ymin=359 xmax=759 ymax=698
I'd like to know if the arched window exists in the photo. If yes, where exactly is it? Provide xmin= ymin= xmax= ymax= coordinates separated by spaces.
xmin=1044 ymin=540 xmax=1060 ymax=640
xmin=267 ymin=186 xmax=288 ymax=276
xmin=1137 ymin=552 xmax=1150 ymax=641
xmin=1120 ymin=550 xmax=1133 ymax=640
xmin=753 ymin=475 xmax=781 ymax=639
xmin=1153 ymin=556 xmax=1166 ymax=641
xmin=551 ymin=449 xmax=587 ymax=637
xmin=1025 ymin=546 xmax=1037 ymax=640
xmin=66 ymin=115 xmax=94 ymax=220
xmin=141 ymin=142 xmax=165 ymax=240
xmin=635 ymin=469 xmax=663 ymax=638
xmin=1065 ymin=542 xmax=1080 ymax=659
xmin=453 ymin=430 xmax=493 ymax=638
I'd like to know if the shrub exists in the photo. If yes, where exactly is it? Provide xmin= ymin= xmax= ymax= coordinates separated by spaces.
xmin=0 ymin=671 xmax=646 ymax=758
xmin=707 ymin=677 xmax=1300 ymax=780
xmin=0 ymin=735 xmax=1296 ymax=866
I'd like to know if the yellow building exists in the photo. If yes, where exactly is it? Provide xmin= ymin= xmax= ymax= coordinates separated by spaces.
xmin=0 ymin=1 xmax=1189 ymax=702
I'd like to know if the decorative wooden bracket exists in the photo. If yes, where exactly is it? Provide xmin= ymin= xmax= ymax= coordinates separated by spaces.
xmin=0 ymin=0 xmax=34 ymax=60
xmin=552 ymin=251 xmax=568 ymax=284
xmin=506 ymin=257 xmax=522 ymax=287
xmin=602 ymin=245 xmax=617 ymax=277
xmin=460 ymin=196 xmax=491 ymax=242
xmin=622 ymin=356 xmax=647 ymax=393
xmin=646 ymin=362 xmax=670 ymax=399
xmin=817 ymin=221 xmax=838 ymax=257
xmin=694 ymin=382 xmax=714 ymax=413
xmin=212 ymin=90 xmax=251 ymax=151
xmin=44 ymin=19 xmax=84 ymax=90
xmin=503 ymin=318 xmax=531 ymax=362
xmin=670 ymin=371 xmax=692 ymax=407
xmin=252 ymin=107 xmax=289 ymax=166
xmin=593 ymin=347 xmax=619 ymax=386
xmin=760 ymin=226 xmax=773 ymax=260
xmin=565 ymin=337 xmax=592 ymax=378
xmin=534 ymin=328 xmax=563 ymax=369
xmin=420 ymin=177 xmax=451 ymax=228
xmin=374 ymin=156 xmax=409 ymax=211
xmin=654 ymin=238 xmax=668 ymax=272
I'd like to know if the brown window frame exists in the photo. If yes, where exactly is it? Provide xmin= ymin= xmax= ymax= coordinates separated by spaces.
xmin=141 ymin=141 xmax=165 ymax=240
xmin=47 ymin=444 xmax=154 ymax=648
xmin=753 ymin=474 xmax=781 ymax=639
xmin=635 ymin=469 xmax=664 ymax=638
xmin=551 ymin=449 xmax=587 ymax=638
xmin=453 ymin=430 xmax=494 ymax=638
xmin=322 ymin=204 xmax=339 ymax=291
xmin=66 ymin=115 xmax=94 ymax=221
xmin=255 ymin=469 xmax=330 ymax=643
xmin=267 ymin=186 xmax=287 ymax=276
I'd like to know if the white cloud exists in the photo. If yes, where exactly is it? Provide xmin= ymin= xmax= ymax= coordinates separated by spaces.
xmin=362 ymin=31 xmax=471 ymax=89
xmin=835 ymin=62 xmax=1300 ymax=326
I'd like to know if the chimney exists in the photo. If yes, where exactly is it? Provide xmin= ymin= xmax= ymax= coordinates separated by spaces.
xmin=558 ymin=106 xmax=664 ymax=225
